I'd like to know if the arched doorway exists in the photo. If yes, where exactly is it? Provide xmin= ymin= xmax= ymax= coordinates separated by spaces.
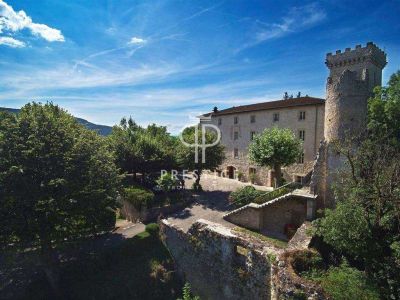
xmin=226 ymin=166 xmax=236 ymax=179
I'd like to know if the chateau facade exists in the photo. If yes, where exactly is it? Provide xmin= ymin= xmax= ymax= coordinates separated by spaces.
xmin=201 ymin=42 xmax=387 ymax=190
xmin=201 ymin=97 xmax=325 ymax=186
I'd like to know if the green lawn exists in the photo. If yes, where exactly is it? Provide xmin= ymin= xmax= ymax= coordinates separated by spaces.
xmin=233 ymin=227 xmax=288 ymax=249
xmin=26 ymin=231 xmax=183 ymax=300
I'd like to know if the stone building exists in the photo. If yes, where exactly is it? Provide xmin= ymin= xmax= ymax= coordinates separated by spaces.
xmin=310 ymin=42 xmax=387 ymax=209
xmin=201 ymin=97 xmax=325 ymax=186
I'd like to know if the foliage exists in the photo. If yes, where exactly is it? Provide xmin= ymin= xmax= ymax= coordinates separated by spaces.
xmin=178 ymin=282 xmax=200 ymax=300
xmin=145 ymin=223 xmax=160 ymax=236
xmin=156 ymin=172 xmax=179 ymax=192
xmin=248 ymin=127 xmax=302 ymax=186
xmin=320 ymin=262 xmax=380 ymax=300
xmin=253 ymin=187 xmax=292 ymax=204
xmin=176 ymin=126 xmax=224 ymax=185
xmin=20 ymin=230 xmax=182 ymax=299
xmin=0 ymin=102 xmax=120 ymax=290
xmin=108 ymin=117 xmax=177 ymax=178
xmin=316 ymin=71 xmax=400 ymax=299
xmin=368 ymin=70 xmax=400 ymax=141
xmin=237 ymin=171 xmax=244 ymax=181
xmin=122 ymin=186 xmax=154 ymax=209
xmin=229 ymin=186 xmax=263 ymax=206
xmin=249 ymin=172 xmax=257 ymax=184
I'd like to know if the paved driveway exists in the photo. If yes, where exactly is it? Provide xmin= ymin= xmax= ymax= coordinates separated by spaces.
xmin=166 ymin=173 xmax=267 ymax=232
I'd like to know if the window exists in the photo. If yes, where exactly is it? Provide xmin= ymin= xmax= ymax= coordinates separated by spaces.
xmin=234 ymin=148 xmax=239 ymax=158
xmin=298 ymin=152 xmax=305 ymax=164
xmin=250 ymin=131 xmax=256 ymax=141
xmin=234 ymin=116 xmax=238 ymax=124
xmin=299 ymin=130 xmax=305 ymax=141
xmin=250 ymin=115 xmax=256 ymax=123
xmin=234 ymin=131 xmax=239 ymax=140
xmin=273 ymin=113 xmax=280 ymax=122
xmin=218 ymin=118 xmax=222 ymax=125
xmin=299 ymin=111 xmax=306 ymax=120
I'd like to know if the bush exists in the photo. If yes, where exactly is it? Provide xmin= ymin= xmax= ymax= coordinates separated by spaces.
xmin=320 ymin=262 xmax=380 ymax=300
xmin=178 ymin=283 xmax=200 ymax=300
xmin=145 ymin=223 xmax=159 ymax=236
xmin=229 ymin=186 xmax=263 ymax=207
xmin=156 ymin=172 xmax=178 ymax=192
xmin=123 ymin=186 xmax=154 ymax=209
xmin=253 ymin=187 xmax=291 ymax=204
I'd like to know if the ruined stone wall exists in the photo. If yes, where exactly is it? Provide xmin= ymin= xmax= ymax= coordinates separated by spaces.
xmin=160 ymin=219 xmax=277 ymax=300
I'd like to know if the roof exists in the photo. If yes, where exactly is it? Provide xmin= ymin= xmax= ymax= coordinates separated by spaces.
xmin=202 ymin=96 xmax=325 ymax=117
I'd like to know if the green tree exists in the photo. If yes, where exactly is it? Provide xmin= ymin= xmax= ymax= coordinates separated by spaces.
xmin=176 ymin=126 xmax=224 ymax=189
xmin=248 ymin=127 xmax=302 ymax=187
xmin=316 ymin=71 xmax=400 ymax=298
xmin=0 ymin=103 xmax=120 ymax=292
xmin=108 ymin=117 xmax=177 ymax=180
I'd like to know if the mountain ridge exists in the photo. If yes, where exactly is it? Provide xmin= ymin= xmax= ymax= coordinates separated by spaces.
xmin=0 ymin=107 xmax=112 ymax=136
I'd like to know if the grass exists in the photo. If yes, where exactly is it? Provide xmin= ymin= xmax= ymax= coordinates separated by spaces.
xmin=233 ymin=227 xmax=288 ymax=249
xmin=25 ymin=231 xmax=183 ymax=300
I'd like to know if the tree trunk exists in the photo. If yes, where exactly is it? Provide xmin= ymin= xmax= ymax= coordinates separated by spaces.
xmin=40 ymin=237 xmax=61 ymax=297
xmin=274 ymin=164 xmax=282 ymax=188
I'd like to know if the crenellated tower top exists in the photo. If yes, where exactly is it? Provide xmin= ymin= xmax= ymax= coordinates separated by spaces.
xmin=325 ymin=42 xmax=387 ymax=92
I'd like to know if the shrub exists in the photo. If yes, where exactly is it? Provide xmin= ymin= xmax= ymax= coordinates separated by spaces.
xmin=145 ymin=223 xmax=159 ymax=236
xmin=178 ymin=283 xmax=200 ymax=300
xmin=321 ymin=262 xmax=380 ymax=300
xmin=123 ymin=186 xmax=154 ymax=209
xmin=237 ymin=171 xmax=244 ymax=181
xmin=156 ymin=172 xmax=178 ymax=192
xmin=253 ymin=187 xmax=291 ymax=204
xmin=229 ymin=186 xmax=263 ymax=207
xmin=249 ymin=173 xmax=257 ymax=184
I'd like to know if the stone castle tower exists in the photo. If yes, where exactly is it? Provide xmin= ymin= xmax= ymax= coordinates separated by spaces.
xmin=310 ymin=42 xmax=387 ymax=209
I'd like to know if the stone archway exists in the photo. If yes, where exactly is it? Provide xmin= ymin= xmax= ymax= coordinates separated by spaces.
xmin=226 ymin=166 xmax=236 ymax=179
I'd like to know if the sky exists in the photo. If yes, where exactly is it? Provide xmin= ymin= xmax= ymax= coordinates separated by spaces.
xmin=0 ymin=0 xmax=399 ymax=133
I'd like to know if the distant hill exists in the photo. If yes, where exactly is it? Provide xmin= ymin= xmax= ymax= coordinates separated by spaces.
xmin=0 ymin=107 xmax=113 ymax=136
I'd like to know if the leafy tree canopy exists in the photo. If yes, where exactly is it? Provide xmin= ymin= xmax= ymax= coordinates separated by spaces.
xmin=108 ymin=117 xmax=177 ymax=177
xmin=176 ymin=126 xmax=225 ymax=185
xmin=248 ymin=127 xmax=302 ymax=186
xmin=0 ymin=102 xmax=120 ymax=290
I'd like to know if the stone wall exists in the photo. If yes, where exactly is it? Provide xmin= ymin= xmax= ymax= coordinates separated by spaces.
xmin=273 ymin=250 xmax=327 ymax=300
xmin=224 ymin=194 xmax=310 ymax=238
xmin=120 ymin=196 xmax=192 ymax=223
xmin=160 ymin=219 xmax=279 ymax=300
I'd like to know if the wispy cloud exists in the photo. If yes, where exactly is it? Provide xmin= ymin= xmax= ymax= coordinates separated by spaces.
xmin=0 ymin=0 xmax=64 ymax=47
xmin=0 ymin=36 xmax=25 ymax=47
xmin=128 ymin=36 xmax=146 ymax=45
xmin=236 ymin=3 xmax=326 ymax=53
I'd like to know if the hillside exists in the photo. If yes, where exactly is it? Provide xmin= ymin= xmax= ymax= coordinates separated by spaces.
xmin=0 ymin=107 xmax=112 ymax=136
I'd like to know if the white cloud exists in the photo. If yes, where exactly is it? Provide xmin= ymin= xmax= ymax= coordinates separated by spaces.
xmin=128 ymin=36 xmax=146 ymax=45
xmin=235 ymin=3 xmax=326 ymax=53
xmin=0 ymin=0 xmax=64 ymax=43
xmin=0 ymin=36 xmax=25 ymax=47
xmin=256 ymin=3 xmax=326 ymax=42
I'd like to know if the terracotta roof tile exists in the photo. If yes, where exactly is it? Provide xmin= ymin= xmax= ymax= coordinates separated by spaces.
xmin=203 ymin=96 xmax=325 ymax=117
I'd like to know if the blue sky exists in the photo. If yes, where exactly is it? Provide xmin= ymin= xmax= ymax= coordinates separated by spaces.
xmin=0 ymin=0 xmax=399 ymax=133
